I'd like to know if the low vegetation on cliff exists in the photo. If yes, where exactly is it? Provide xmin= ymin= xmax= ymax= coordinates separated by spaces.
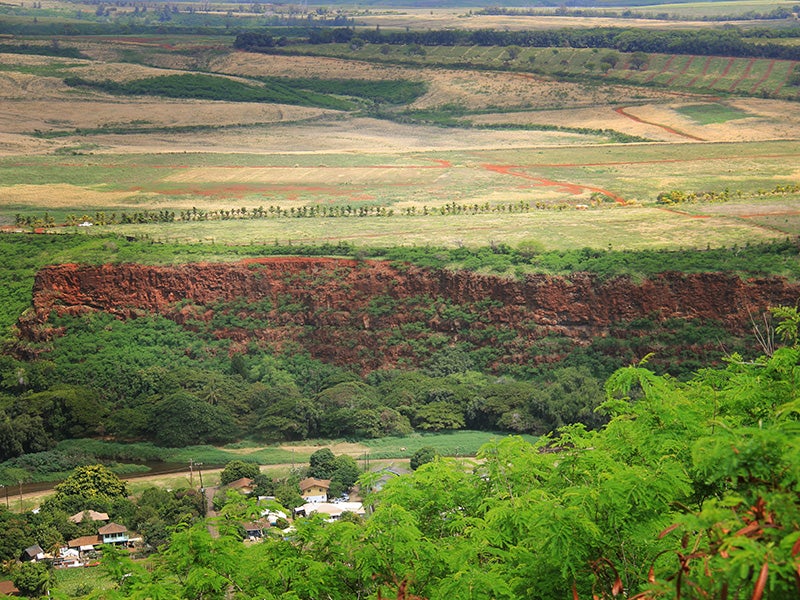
xmin=1 ymin=234 xmax=798 ymax=478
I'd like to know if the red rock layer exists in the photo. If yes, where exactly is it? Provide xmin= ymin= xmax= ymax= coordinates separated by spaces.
xmin=22 ymin=258 xmax=800 ymax=371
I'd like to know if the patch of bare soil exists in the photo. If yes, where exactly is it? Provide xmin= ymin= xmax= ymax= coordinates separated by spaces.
xmin=0 ymin=99 xmax=330 ymax=134
xmin=412 ymin=71 xmax=677 ymax=111
xmin=1 ymin=184 xmax=145 ymax=208
xmin=626 ymin=100 xmax=800 ymax=143
xmin=468 ymin=106 xmax=686 ymax=142
xmin=210 ymin=53 xmax=681 ymax=112
xmin=27 ymin=116 xmax=602 ymax=157
xmin=355 ymin=9 xmax=757 ymax=31
xmin=211 ymin=52 xmax=412 ymax=81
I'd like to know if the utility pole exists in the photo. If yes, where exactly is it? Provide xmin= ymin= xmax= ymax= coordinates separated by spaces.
xmin=189 ymin=459 xmax=194 ymax=488
xmin=196 ymin=463 xmax=206 ymax=517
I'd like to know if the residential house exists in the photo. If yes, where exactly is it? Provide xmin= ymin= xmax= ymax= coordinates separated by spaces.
xmin=241 ymin=520 xmax=269 ymax=540
xmin=98 ymin=523 xmax=129 ymax=545
xmin=20 ymin=544 xmax=44 ymax=562
xmin=226 ymin=477 xmax=256 ymax=494
xmin=66 ymin=535 xmax=102 ymax=555
xmin=68 ymin=510 xmax=109 ymax=524
xmin=299 ymin=478 xmax=330 ymax=503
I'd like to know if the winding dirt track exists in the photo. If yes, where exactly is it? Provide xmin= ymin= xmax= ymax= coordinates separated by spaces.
xmin=614 ymin=106 xmax=705 ymax=141
xmin=482 ymin=164 xmax=626 ymax=204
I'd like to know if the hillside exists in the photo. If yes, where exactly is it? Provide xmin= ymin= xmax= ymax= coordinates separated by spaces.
xmin=21 ymin=257 xmax=800 ymax=373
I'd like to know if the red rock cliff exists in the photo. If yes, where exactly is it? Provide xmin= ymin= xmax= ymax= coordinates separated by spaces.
xmin=23 ymin=258 xmax=800 ymax=371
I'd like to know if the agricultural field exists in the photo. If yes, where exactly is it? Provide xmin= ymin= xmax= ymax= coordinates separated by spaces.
xmin=0 ymin=1 xmax=798 ymax=251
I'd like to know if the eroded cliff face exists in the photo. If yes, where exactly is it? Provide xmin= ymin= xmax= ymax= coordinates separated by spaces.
xmin=22 ymin=258 xmax=800 ymax=372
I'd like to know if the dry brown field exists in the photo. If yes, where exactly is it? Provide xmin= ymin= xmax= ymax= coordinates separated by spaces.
xmin=351 ymin=8 xmax=770 ymax=31
xmin=1 ymin=32 xmax=799 ymax=247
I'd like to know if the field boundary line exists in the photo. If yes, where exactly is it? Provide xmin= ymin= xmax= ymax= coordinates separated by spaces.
xmin=614 ymin=106 xmax=705 ymax=141
xmin=687 ymin=56 xmax=713 ymax=88
xmin=749 ymin=59 xmax=776 ymax=95
xmin=666 ymin=55 xmax=695 ymax=86
xmin=708 ymin=57 xmax=735 ymax=89
xmin=728 ymin=58 xmax=756 ymax=92
xmin=481 ymin=163 xmax=626 ymax=204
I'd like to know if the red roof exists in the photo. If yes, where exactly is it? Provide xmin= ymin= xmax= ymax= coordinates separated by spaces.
xmin=67 ymin=535 xmax=102 ymax=548
xmin=227 ymin=477 xmax=255 ymax=490
xmin=0 ymin=580 xmax=19 ymax=595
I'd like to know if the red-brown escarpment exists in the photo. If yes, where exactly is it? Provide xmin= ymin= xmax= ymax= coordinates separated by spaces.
xmin=23 ymin=258 xmax=800 ymax=371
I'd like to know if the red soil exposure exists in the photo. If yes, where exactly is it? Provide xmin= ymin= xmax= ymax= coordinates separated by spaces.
xmin=614 ymin=106 xmax=705 ymax=141
xmin=708 ymin=57 xmax=736 ymax=89
xmin=645 ymin=55 xmax=676 ymax=83
xmin=749 ymin=60 xmax=776 ymax=94
xmin=665 ymin=55 xmax=696 ymax=86
xmin=729 ymin=59 xmax=756 ymax=92
xmin=21 ymin=259 xmax=800 ymax=372
xmin=688 ymin=56 xmax=714 ymax=88
xmin=772 ymin=61 xmax=795 ymax=95
xmin=481 ymin=164 xmax=626 ymax=204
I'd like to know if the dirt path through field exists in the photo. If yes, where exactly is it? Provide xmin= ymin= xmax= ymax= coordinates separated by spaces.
xmin=614 ymin=106 xmax=705 ymax=141
xmin=482 ymin=164 xmax=626 ymax=204
xmin=708 ymin=57 xmax=735 ymax=88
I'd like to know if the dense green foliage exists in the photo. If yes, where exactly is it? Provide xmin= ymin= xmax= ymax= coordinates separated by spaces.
xmin=63 ymin=74 xmax=354 ymax=111
xmin=33 ymin=334 xmax=798 ymax=600
xmin=260 ymin=26 xmax=800 ymax=61
xmin=258 ymin=76 xmax=427 ymax=105
xmin=2 ymin=234 xmax=794 ymax=471
xmin=0 ymin=43 xmax=84 ymax=59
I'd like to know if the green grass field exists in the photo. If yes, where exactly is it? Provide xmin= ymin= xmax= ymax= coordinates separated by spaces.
xmin=676 ymin=103 xmax=751 ymax=124
xmin=5 ymin=139 xmax=799 ymax=251
xmin=53 ymin=566 xmax=115 ymax=597
xmin=361 ymin=430 xmax=538 ymax=459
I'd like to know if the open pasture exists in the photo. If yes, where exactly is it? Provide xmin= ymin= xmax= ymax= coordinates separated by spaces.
xmin=2 ymin=140 xmax=798 ymax=219
xmin=352 ymin=7 xmax=775 ymax=32
xmin=82 ymin=200 xmax=793 ymax=251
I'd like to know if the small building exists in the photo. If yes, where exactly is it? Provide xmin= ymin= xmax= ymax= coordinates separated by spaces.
xmin=55 ymin=547 xmax=82 ymax=568
xmin=294 ymin=502 xmax=365 ymax=522
xmin=241 ymin=520 xmax=269 ymax=540
xmin=0 ymin=580 xmax=20 ymax=596
xmin=20 ymin=544 xmax=44 ymax=562
xmin=299 ymin=478 xmax=331 ymax=503
xmin=68 ymin=510 xmax=110 ymax=524
xmin=226 ymin=477 xmax=256 ymax=494
xmin=98 ymin=523 xmax=129 ymax=545
xmin=67 ymin=535 xmax=102 ymax=554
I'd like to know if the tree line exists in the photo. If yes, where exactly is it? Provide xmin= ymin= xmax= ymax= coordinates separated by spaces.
xmin=7 ymin=312 xmax=800 ymax=599
xmin=240 ymin=26 xmax=800 ymax=61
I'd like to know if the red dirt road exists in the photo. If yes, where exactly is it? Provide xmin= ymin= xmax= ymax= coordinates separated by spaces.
xmin=614 ymin=106 xmax=705 ymax=141
xmin=482 ymin=164 xmax=626 ymax=204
